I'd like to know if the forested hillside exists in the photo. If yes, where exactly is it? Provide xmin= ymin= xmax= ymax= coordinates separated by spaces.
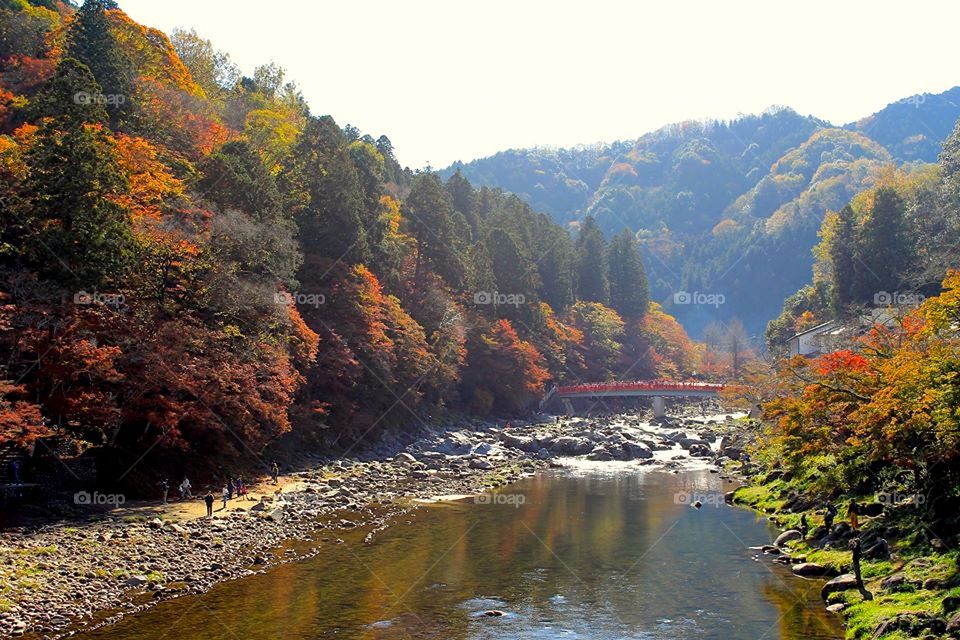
xmin=0 ymin=0 xmax=721 ymax=485
xmin=446 ymin=92 xmax=960 ymax=337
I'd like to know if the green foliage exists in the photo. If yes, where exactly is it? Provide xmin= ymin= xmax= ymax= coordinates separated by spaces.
xmin=574 ymin=216 xmax=609 ymax=305
xmin=66 ymin=0 xmax=133 ymax=124
xmin=607 ymin=229 xmax=648 ymax=318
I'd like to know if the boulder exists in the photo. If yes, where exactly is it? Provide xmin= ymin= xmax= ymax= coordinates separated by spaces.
xmin=792 ymin=563 xmax=839 ymax=577
xmin=821 ymin=574 xmax=859 ymax=600
xmin=688 ymin=443 xmax=712 ymax=457
xmin=395 ymin=452 xmax=417 ymax=465
xmin=551 ymin=436 xmax=594 ymax=456
xmin=469 ymin=458 xmax=493 ymax=470
xmin=536 ymin=448 xmax=552 ymax=460
xmin=774 ymin=529 xmax=802 ymax=548
xmin=679 ymin=438 xmax=708 ymax=450
xmin=619 ymin=441 xmax=653 ymax=460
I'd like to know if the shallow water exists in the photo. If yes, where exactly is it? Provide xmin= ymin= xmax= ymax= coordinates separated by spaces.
xmin=81 ymin=468 xmax=842 ymax=639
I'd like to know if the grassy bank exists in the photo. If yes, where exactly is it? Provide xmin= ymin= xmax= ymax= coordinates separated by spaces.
xmin=733 ymin=479 xmax=960 ymax=639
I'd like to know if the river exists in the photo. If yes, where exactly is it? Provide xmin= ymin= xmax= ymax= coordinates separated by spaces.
xmin=80 ymin=466 xmax=843 ymax=639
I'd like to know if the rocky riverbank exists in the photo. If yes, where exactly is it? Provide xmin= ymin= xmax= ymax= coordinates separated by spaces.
xmin=0 ymin=406 xmax=755 ymax=639
xmin=733 ymin=472 xmax=960 ymax=639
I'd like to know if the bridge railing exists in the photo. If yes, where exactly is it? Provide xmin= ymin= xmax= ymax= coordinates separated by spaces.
xmin=554 ymin=380 xmax=724 ymax=395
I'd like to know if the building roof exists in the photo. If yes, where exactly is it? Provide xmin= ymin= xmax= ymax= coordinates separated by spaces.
xmin=787 ymin=320 xmax=838 ymax=342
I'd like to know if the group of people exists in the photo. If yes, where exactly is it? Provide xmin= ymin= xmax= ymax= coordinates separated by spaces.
xmin=159 ymin=462 xmax=281 ymax=519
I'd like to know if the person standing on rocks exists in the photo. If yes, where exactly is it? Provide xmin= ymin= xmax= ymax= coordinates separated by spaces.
xmin=823 ymin=501 xmax=837 ymax=534
xmin=800 ymin=513 xmax=808 ymax=538
xmin=848 ymin=499 xmax=860 ymax=531
xmin=204 ymin=491 xmax=214 ymax=518
xmin=160 ymin=478 xmax=169 ymax=504
xmin=271 ymin=461 xmax=279 ymax=484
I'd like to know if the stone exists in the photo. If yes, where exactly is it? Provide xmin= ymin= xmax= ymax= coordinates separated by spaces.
xmin=826 ymin=603 xmax=845 ymax=613
xmin=122 ymin=575 xmax=149 ymax=588
xmin=791 ymin=563 xmax=838 ymax=578
xmin=821 ymin=574 xmax=859 ymax=600
xmin=774 ymin=529 xmax=802 ymax=548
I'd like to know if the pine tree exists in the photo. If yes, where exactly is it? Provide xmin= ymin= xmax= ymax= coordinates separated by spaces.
xmin=66 ymin=0 xmax=133 ymax=125
xmin=574 ymin=216 xmax=609 ymax=304
xmin=607 ymin=229 xmax=649 ymax=318
xmin=854 ymin=187 xmax=915 ymax=303
xmin=828 ymin=205 xmax=857 ymax=312
xmin=286 ymin=116 xmax=368 ymax=264
xmin=26 ymin=58 xmax=108 ymax=126
xmin=23 ymin=118 xmax=134 ymax=286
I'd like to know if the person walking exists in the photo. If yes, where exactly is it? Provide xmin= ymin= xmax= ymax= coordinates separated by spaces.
xmin=227 ymin=477 xmax=235 ymax=500
xmin=203 ymin=491 xmax=214 ymax=518
xmin=221 ymin=485 xmax=229 ymax=510
xmin=271 ymin=462 xmax=279 ymax=485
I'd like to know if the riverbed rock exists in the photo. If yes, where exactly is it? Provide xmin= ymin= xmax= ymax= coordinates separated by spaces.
xmin=792 ymin=563 xmax=838 ymax=577
xmin=774 ymin=530 xmax=802 ymax=548
xmin=821 ymin=574 xmax=859 ymax=599
xmin=551 ymin=436 xmax=594 ymax=456
xmin=619 ymin=441 xmax=653 ymax=460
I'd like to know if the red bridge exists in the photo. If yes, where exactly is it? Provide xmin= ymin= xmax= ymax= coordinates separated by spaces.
xmin=540 ymin=380 xmax=724 ymax=416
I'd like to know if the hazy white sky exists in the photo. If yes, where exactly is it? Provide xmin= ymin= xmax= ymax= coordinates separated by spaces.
xmin=119 ymin=0 xmax=959 ymax=169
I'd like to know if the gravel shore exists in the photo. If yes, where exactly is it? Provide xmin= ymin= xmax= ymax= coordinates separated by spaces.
xmin=0 ymin=406 xmax=753 ymax=639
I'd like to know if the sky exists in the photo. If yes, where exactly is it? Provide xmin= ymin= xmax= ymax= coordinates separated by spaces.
xmin=119 ymin=0 xmax=960 ymax=170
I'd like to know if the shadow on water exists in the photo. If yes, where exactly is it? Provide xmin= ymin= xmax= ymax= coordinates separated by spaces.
xmin=80 ymin=469 xmax=843 ymax=640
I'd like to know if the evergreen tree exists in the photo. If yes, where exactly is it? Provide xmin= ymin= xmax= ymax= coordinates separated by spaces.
xmin=286 ymin=116 xmax=368 ymax=264
xmin=828 ymin=205 xmax=857 ymax=312
xmin=607 ymin=229 xmax=649 ymax=318
xmin=854 ymin=187 xmax=915 ymax=302
xmin=23 ymin=118 xmax=134 ymax=286
xmin=26 ymin=58 xmax=108 ymax=126
xmin=536 ymin=223 xmax=576 ymax=311
xmin=405 ymin=172 xmax=466 ymax=287
xmin=66 ymin=0 xmax=133 ymax=125
xmin=574 ymin=215 xmax=609 ymax=304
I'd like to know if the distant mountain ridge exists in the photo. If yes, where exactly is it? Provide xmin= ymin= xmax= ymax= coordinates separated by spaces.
xmin=443 ymin=87 xmax=960 ymax=337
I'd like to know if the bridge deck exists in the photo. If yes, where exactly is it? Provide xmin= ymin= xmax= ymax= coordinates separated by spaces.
xmin=539 ymin=381 xmax=723 ymax=411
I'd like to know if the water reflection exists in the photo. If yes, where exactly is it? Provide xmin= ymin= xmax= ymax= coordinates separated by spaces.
xmin=82 ymin=469 xmax=842 ymax=640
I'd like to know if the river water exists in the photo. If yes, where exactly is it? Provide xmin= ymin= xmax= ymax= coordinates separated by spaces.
xmin=81 ymin=467 xmax=843 ymax=640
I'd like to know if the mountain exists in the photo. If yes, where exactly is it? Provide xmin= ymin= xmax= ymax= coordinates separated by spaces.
xmin=444 ymin=88 xmax=960 ymax=338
